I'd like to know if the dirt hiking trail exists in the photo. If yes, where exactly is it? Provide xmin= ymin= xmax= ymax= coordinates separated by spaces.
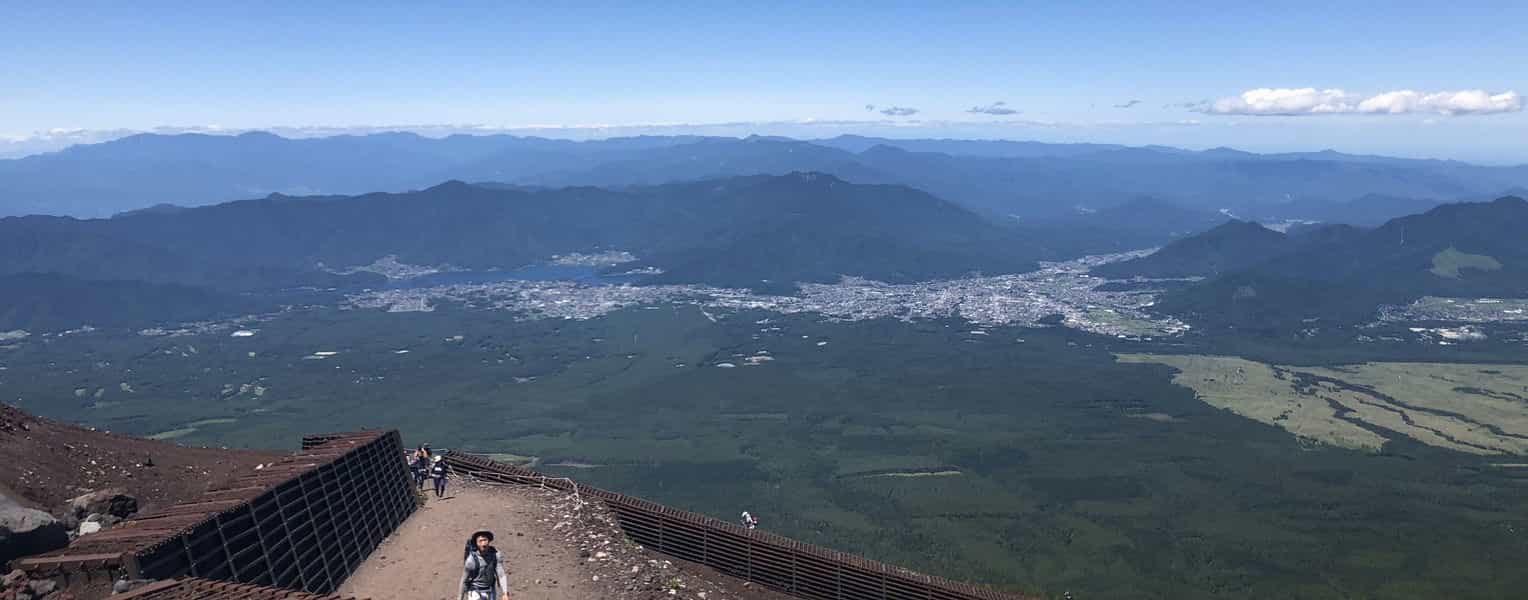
xmin=339 ymin=480 xmax=791 ymax=600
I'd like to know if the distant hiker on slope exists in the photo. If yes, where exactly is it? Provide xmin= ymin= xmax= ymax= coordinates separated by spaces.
xmin=409 ymin=452 xmax=426 ymax=490
xmin=460 ymin=530 xmax=510 ymax=600
xmin=431 ymin=455 xmax=449 ymax=498
xmin=412 ymin=444 xmax=433 ymax=489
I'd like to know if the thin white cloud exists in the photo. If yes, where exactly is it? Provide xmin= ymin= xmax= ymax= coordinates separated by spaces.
xmin=878 ymin=106 xmax=919 ymax=117
xmin=1203 ymin=88 xmax=1523 ymax=116
xmin=967 ymin=101 xmax=1020 ymax=116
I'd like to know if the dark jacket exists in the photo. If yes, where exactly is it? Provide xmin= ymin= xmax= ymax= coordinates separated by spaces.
xmin=460 ymin=548 xmax=508 ymax=596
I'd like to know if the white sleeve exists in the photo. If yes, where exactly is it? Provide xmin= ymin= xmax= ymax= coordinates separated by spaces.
xmin=459 ymin=556 xmax=472 ymax=598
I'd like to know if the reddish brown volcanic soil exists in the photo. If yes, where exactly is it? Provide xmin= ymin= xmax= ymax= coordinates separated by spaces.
xmin=0 ymin=402 xmax=279 ymax=512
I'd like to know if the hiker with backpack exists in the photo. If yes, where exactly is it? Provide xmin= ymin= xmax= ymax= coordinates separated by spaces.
xmin=409 ymin=451 xmax=426 ymax=490
xmin=431 ymin=455 xmax=449 ymax=498
xmin=412 ymin=444 xmax=432 ymax=489
xmin=460 ymin=530 xmax=510 ymax=600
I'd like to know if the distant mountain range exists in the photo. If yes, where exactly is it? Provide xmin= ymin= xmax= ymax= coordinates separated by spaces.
xmin=1238 ymin=194 xmax=1462 ymax=227
xmin=0 ymin=132 xmax=701 ymax=217
xmin=6 ymin=131 xmax=1527 ymax=332
xmin=0 ymin=173 xmax=1049 ymax=328
xmin=616 ymin=173 xmax=1043 ymax=291
xmin=1032 ymin=197 xmax=1229 ymax=254
xmin=3 ymin=174 xmax=1523 ymax=332
xmin=1126 ymin=197 xmax=1528 ymax=327
xmin=1091 ymin=220 xmax=1357 ymax=279
xmin=5 ymin=132 xmax=1527 ymax=221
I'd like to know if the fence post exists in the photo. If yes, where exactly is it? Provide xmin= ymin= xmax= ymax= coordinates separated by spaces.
xmin=182 ymin=536 xmax=198 ymax=578
xmin=791 ymin=549 xmax=797 ymax=593
xmin=123 ymin=553 xmax=142 ymax=581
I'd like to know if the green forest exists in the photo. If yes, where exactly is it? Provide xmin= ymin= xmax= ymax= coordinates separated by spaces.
xmin=4 ymin=305 xmax=1526 ymax=599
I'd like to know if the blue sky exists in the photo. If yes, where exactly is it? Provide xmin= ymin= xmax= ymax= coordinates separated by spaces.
xmin=3 ymin=1 xmax=1526 ymax=161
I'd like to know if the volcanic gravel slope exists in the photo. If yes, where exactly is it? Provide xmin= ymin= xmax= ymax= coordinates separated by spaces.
xmin=339 ymin=480 xmax=794 ymax=600
xmin=0 ymin=403 xmax=279 ymax=512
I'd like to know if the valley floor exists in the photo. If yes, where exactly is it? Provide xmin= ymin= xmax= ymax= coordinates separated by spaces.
xmin=1116 ymin=354 xmax=1528 ymax=454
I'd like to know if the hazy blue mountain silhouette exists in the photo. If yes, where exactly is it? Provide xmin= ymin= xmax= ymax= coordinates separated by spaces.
xmin=1158 ymin=197 xmax=1528 ymax=327
xmin=6 ymin=132 xmax=1527 ymax=220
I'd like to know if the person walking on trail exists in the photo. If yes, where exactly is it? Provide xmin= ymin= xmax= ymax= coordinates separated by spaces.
xmin=431 ymin=455 xmax=449 ymax=498
xmin=412 ymin=444 xmax=433 ymax=490
xmin=460 ymin=530 xmax=510 ymax=600
xmin=409 ymin=451 xmax=426 ymax=490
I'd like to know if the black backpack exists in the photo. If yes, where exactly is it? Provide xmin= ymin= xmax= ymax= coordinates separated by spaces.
xmin=464 ymin=548 xmax=497 ymax=584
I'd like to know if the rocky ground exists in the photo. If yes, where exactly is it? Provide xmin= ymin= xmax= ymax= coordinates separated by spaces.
xmin=339 ymin=480 xmax=793 ymax=600
xmin=1 ymin=567 xmax=77 ymax=600
xmin=0 ymin=404 xmax=277 ymax=514
xmin=1 ymin=402 xmax=278 ymax=594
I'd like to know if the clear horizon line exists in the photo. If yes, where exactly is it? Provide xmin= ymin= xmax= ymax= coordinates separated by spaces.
xmin=2 ymin=120 xmax=1525 ymax=166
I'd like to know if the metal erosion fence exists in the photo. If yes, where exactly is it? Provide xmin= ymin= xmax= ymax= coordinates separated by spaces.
xmin=443 ymin=450 xmax=1032 ymax=600
xmin=17 ymin=430 xmax=414 ymax=596
xmin=114 ymin=577 xmax=368 ymax=600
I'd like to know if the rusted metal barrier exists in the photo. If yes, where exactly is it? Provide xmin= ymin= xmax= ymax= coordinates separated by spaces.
xmin=115 ymin=577 xmax=367 ymax=599
xmin=444 ymin=450 xmax=1033 ymax=600
xmin=18 ymin=430 xmax=413 ymax=597
xmin=299 ymin=431 xmax=356 ymax=450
